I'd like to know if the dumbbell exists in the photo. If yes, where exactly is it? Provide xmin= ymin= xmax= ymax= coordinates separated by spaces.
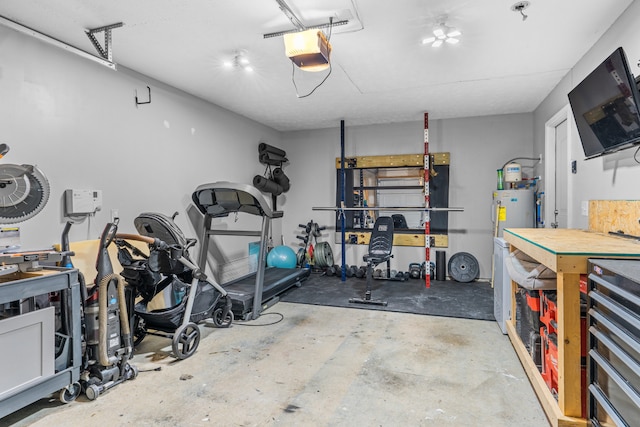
xmin=355 ymin=265 xmax=367 ymax=278
xmin=350 ymin=265 xmax=358 ymax=277
xmin=346 ymin=265 xmax=358 ymax=278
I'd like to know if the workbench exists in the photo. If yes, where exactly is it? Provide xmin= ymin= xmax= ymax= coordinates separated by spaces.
xmin=503 ymin=228 xmax=640 ymax=427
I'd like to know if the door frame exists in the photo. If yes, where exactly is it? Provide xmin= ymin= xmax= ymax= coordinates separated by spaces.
xmin=544 ymin=105 xmax=573 ymax=228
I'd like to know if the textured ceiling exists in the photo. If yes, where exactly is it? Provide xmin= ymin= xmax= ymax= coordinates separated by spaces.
xmin=0 ymin=0 xmax=633 ymax=131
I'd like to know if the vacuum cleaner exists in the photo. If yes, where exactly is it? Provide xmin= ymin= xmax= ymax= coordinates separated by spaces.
xmin=80 ymin=219 xmax=137 ymax=400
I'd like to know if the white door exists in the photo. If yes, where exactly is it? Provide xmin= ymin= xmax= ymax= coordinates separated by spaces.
xmin=544 ymin=106 xmax=571 ymax=229
xmin=553 ymin=119 xmax=569 ymax=228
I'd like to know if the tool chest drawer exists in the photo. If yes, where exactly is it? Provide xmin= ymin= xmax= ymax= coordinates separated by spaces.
xmin=587 ymin=259 xmax=640 ymax=427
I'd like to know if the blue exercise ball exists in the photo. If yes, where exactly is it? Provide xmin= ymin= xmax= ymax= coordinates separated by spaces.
xmin=267 ymin=245 xmax=297 ymax=269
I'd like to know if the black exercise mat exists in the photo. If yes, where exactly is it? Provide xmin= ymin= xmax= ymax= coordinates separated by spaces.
xmin=280 ymin=274 xmax=495 ymax=321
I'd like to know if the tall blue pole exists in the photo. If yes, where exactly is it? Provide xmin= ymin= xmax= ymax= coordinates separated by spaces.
xmin=340 ymin=120 xmax=346 ymax=281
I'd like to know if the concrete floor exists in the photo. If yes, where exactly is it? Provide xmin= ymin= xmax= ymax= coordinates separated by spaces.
xmin=5 ymin=303 xmax=548 ymax=426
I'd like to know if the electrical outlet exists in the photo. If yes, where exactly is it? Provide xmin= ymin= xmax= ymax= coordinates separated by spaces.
xmin=581 ymin=201 xmax=589 ymax=217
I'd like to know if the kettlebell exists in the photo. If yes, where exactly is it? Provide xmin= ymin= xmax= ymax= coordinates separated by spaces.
xmin=409 ymin=263 xmax=421 ymax=279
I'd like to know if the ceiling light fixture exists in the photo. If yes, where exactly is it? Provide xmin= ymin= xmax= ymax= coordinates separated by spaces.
xmin=511 ymin=1 xmax=530 ymax=21
xmin=223 ymin=50 xmax=253 ymax=72
xmin=422 ymin=22 xmax=461 ymax=47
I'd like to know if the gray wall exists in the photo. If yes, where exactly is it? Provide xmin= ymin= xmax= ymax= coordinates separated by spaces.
xmin=534 ymin=1 xmax=640 ymax=227
xmin=0 ymin=25 xmax=283 ymax=264
xmin=281 ymin=114 xmax=534 ymax=279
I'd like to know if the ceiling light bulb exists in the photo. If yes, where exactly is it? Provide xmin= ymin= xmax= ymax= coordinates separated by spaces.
xmin=223 ymin=60 xmax=233 ymax=68
xmin=239 ymin=57 xmax=250 ymax=65
xmin=289 ymin=32 xmax=308 ymax=51
xmin=424 ymin=21 xmax=462 ymax=48
xmin=244 ymin=66 xmax=254 ymax=72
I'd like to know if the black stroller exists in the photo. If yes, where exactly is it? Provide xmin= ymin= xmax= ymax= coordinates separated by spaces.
xmin=114 ymin=212 xmax=233 ymax=359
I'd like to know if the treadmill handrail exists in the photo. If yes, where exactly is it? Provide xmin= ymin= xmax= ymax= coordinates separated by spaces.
xmin=192 ymin=181 xmax=283 ymax=219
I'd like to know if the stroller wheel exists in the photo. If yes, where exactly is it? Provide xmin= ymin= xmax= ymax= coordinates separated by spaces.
xmin=172 ymin=322 xmax=200 ymax=360
xmin=212 ymin=307 xmax=234 ymax=328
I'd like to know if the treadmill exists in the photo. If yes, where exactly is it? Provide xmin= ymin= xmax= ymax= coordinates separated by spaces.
xmin=192 ymin=181 xmax=310 ymax=320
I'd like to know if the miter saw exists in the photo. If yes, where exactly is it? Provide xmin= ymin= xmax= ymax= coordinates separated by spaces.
xmin=0 ymin=143 xmax=50 ymax=224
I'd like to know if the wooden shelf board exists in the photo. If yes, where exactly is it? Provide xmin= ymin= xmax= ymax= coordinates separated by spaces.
xmin=335 ymin=153 xmax=450 ymax=168
xmin=506 ymin=321 xmax=586 ymax=427
xmin=346 ymin=232 xmax=447 ymax=247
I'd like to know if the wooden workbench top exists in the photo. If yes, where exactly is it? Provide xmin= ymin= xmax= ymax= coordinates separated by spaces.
xmin=504 ymin=228 xmax=640 ymax=273
xmin=504 ymin=228 xmax=640 ymax=256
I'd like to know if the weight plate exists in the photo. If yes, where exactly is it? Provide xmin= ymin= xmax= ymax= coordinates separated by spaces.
xmin=296 ymin=248 xmax=306 ymax=266
xmin=447 ymin=252 xmax=480 ymax=283
xmin=314 ymin=241 xmax=334 ymax=268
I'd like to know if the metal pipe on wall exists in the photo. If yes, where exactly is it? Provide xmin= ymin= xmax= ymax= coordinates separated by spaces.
xmin=340 ymin=120 xmax=346 ymax=281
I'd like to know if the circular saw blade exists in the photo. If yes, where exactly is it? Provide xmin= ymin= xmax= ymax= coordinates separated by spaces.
xmin=0 ymin=164 xmax=50 ymax=224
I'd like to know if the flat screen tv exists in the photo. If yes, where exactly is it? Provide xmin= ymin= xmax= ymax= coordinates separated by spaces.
xmin=568 ymin=47 xmax=640 ymax=159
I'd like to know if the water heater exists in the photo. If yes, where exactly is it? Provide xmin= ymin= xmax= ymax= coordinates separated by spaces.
xmin=492 ymin=189 xmax=535 ymax=237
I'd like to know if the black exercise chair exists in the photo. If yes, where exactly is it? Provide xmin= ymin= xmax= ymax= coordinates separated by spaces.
xmin=392 ymin=214 xmax=408 ymax=229
xmin=349 ymin=216 xmax=394 ymax=306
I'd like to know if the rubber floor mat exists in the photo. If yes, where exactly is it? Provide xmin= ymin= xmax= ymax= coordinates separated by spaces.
xmin=279 ymin=273 xmax=495 ymax=321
